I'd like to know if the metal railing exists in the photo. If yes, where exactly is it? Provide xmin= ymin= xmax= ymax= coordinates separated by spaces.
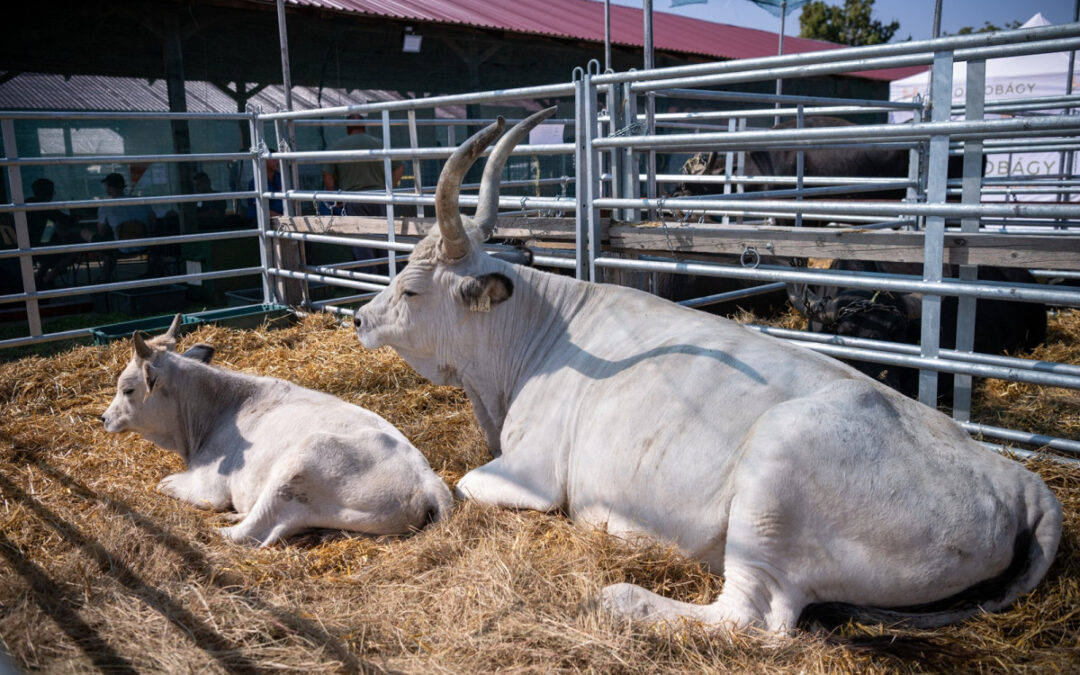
xmin=3 ymin=22 xmax=1079 ymax=457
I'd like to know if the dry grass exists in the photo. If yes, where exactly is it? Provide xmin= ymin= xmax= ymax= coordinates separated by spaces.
xmin=1 ymin=312 xmax=1078 ymax=673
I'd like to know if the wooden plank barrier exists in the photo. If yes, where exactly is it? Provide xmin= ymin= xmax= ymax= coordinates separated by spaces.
xmin=276 ymin=216 xmax=1080 ymax=271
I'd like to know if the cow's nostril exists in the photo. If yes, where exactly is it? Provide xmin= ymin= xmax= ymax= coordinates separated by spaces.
xmin=353 ymin=313 xmax=362 ymax=328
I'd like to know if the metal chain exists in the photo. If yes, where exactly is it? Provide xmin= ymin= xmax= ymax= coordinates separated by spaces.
xmin=656 ymin=197 xmax=679 ymax=260
xmin=610 ymin=122 xmax=646 ymax=137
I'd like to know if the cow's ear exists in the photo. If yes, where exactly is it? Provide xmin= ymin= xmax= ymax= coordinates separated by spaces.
xmin=181 ymin=344 xmax=215 ymax=364
xmin=140 ymin=361 xmax=159 ymax=400
xmin=458 ymin=273 xmax=513 ymax=312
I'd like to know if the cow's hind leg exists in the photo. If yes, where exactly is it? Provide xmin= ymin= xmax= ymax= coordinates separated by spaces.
xmin=601 ymin=560 xmax=804 ymax=635
xmin=602 ymin=477 xmax=808 ymax=633
xmin=218 ymin=485 xmax=306 ymax=547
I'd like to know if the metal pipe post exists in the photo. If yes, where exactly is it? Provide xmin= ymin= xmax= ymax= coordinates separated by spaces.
xmin=775 ymin=0 xmax=787 ymax=126
xmin=573 ymin=69 xmax=588 ymax=280
xmin=583 ymin=67 xmax=603 ymax=282
xmin=919 ymin=50 xmax=955 ymax=405
xmin=249 ymin=114 xmax=275 ymax=305
xmin=0 ymin=118 xmax=41 ymax=336
xmin=382 ymin=109 xmax=398 ymax=279
xmin=604 ymin=0 xmax=612 ymax=73
xmin=952 ymin=59 xmax=986 ymax=421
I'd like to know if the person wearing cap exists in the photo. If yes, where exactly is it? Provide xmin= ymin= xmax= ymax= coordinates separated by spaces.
xmin=321 ymin=114 xmax=404 ymax=265
xmin=96 ymin=173 xmax=157 ymax=242
xmin=96 ymin=172 xmax=161 ymax=280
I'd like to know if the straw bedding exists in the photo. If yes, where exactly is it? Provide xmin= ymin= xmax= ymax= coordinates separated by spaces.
xmin=1 ymin=311 xmax=1077 ymax=673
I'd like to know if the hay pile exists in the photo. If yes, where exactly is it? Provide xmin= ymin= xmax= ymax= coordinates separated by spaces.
xmin=1 ymin=313 xmax=1077 ymax=673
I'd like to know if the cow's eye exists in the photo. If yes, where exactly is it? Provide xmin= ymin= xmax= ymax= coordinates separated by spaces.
xmin=403 ymin=290 xmax=418 ymax=298
xmin=123 ymin=388 xmax=135 ymax=397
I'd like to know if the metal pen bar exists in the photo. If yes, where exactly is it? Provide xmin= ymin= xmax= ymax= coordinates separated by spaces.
xmin=658 ymin=174 xmax=913 ymax=187
xmin=270 ymin=189 xmax=573 ymax=211
xmin=752 ymin=325 xmax=1080 ymax=378
xmin=588 ymin=256 xmax=1080 ymax=305
xmin=1 ymin=190 xmax=256 ymax=214
xmin=267 ymin=229 xmax=418 ymax=252
xmin=654 ymin=88 xmax=923 ymax=110
xmin=662 ymin=181 xmax=914 ymax=201
xmin=0 ymin=326 xmax=96 ymax=350
xmin=0 ymin=110 xmax=251 ymax=121
xmin=963 ymin=422 xmax=1080 ymax=456
xmin=293 ymin=117 xmax=576 ymax=127
xmin=627 ymin=37 xmax=1080 ymax=93
xmin=649 ymin=106 xmax=910 ymax=123
xmin=259 ymin=82 xmax=578 ymax=121
xmin=0 ymin=227 xmax=258 ymax=260
xmin=266 ymin=267 xmax=387 ymax=293
xmin=0 ymin=267 xmax=264 ymax=306
xmin=0 ymin=151 xmax=255 ymax=168
xmin=272 ymin=143 xmax=574 ymax=164
xmin=593 ymin=24 xmax=1080 ymax=85
xmin=596 ymin=195 xmax=1080 ymax=219
xmin=790 ymin=340 xmax=1080 ymax=391
xmin=677 ymin=282 xmax=787 ymax=309
xmin=596 ymin=116 xmax=1080 ymax=151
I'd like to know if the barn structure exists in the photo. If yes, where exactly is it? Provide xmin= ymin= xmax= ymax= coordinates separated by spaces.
xmin=0 ymin=0 xmax=912 ymax=204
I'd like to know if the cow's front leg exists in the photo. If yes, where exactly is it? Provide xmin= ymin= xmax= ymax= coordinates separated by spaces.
xmin=455 ymin=454 xmax=564 ymax=512
xmin=157 ymin=469 xmax=230 ymax=511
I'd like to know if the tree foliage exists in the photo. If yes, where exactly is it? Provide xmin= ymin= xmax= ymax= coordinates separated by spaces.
xmin=954 ymin=20 xmax=1023 ymax=35
xmin=798 ymin=0 xmax=900 ymax=46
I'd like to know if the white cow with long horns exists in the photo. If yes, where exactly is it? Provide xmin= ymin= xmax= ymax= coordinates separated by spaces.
xmin=353 ymin=108 xmax=1061 ymax=633
xmin=102 ymin=315 xmax=452 ymax=546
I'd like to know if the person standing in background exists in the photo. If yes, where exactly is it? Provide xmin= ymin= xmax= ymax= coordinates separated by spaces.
xmin=322 ymin=114 xmax=404 ymax=266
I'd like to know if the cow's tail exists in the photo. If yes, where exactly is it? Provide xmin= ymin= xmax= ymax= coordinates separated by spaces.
xmin=806 ymin=488 xmax=1062 ymax=630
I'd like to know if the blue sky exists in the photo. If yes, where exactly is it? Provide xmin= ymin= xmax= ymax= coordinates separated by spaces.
xmin=592 ymin=0 xmax=1077 ymax=41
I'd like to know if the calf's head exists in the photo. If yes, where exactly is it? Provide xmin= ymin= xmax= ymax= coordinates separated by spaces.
xmin=353 ymin=107 xmax=556 ymax=383
xmin=101 ymin=314 xmax=214 ymax=434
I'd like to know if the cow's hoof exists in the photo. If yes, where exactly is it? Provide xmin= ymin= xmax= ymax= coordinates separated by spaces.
xmin=217 ymin=525 xmax=258 ymax=546
xmin=601 ymin=582 xmax=665 ymax=621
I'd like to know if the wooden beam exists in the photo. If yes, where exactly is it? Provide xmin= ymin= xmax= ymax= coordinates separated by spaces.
xmin=278 ymin=215 xmax=581 ymax=241
xmin=277 ymin=217 xmax=1080 ymax=270
xmin=608 ymin=223 xmax=1080 ymax=270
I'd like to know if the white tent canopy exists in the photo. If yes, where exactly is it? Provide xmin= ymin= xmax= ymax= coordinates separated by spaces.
xmin=889 ymin=13 xmax=1078 ymax=196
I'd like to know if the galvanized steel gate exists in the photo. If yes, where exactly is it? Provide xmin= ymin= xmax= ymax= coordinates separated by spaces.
xmin=3 ymin=24 xmax=1080 ymax=458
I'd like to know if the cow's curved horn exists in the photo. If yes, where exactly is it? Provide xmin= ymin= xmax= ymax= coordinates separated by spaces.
xmin=474 ymin=106 xmax=559 ymax=239
xmin=436 ymin=117 xmax=506 ymax=260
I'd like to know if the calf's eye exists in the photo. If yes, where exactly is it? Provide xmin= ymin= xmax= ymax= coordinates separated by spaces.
xmin=123 ymin=388 xmax=135 ymax=396
xmin=403 ymin=290 xmax=418 ymax=298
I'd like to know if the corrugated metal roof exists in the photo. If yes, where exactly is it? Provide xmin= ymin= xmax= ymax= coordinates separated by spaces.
xmin=0 ymin=73 xmax=445 ymax=113
xmin=284 ymin=0 xmax=921 ymax=79
xmin=288 ymin=0 xmax=833 ymax=61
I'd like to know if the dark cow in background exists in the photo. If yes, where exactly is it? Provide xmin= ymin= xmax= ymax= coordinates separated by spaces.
xmin=672 ymin=116 xmax=918 ymax=207
xmin=667 ymin=115 xmax=1046 ymax=400
xmin=788 ymin=261 xmax=1048 ymax=401
xmin=659 ymin=116 xmax=917 ymax=318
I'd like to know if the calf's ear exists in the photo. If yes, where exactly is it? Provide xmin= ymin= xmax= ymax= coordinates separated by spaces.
xmin=133 ymin=330 xmax=154 ymax=360
xmin=457 ymin=273 xmax=513 ymax=312
xmin=182 ymin=344 xmax=215 ymax=364
xmin=140 ymin=361 xmax=159 ymax=401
